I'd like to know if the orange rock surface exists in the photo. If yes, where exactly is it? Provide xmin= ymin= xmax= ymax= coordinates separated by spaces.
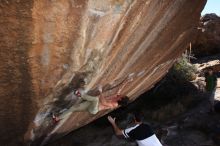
xmin=0 ymin=0 xmax=206 ymax=145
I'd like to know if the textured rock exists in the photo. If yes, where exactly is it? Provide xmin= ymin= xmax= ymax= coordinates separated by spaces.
xmin=0 ymin=0 xmax=206 ymax=145
xmin=193 ymin=13 xmax=220 ymax=57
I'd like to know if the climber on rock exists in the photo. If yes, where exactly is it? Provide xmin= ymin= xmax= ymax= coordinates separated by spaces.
xmin=108 ymin=111 xmax=163 ymax=146
xmin=205 ymin=67 xmax=217 ymax=112
xmin=52 ymin=77 xmax=130 ymax=121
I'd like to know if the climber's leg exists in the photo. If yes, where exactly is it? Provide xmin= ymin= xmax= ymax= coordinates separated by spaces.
xmin=88 ymin=99 xmax=99 ymax=115
xmin=58 ymin=101 xmax=91 ymax=119
xmin=81 ymin=95 xmax=99 ymax=115
xmin=69 ymin=101 xmax=91 ymax=112
xmin=55 ymin=95 xmax=99 ymax=121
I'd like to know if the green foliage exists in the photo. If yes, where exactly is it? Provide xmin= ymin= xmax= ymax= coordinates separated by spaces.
xmin=169 ymin=56 xmax=197 ymax=81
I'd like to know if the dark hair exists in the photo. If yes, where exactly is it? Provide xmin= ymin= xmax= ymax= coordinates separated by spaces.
xmin=118 ymin=96 xmax=129 ymax=107
xmin=132 ymin=111 xmax=143 ymax=122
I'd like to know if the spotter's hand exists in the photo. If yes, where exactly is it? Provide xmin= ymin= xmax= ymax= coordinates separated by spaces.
xmin=108 ymin=116 xmax=116 ymax=124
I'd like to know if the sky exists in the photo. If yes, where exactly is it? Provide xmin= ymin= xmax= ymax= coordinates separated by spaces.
xmin=201 ymin=0 xmax=220 ymax=16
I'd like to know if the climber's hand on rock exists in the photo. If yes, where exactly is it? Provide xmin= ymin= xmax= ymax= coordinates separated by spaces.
xmin=98 ymin=85 xmax=104 ymax=96
xmin=98 ymin=85 xmax=103 ymax=93
xmin=108 ymin=116 xmax=116 ymax=124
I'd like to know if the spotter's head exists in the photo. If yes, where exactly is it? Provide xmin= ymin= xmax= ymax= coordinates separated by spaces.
xmin=131 ymin=111 xmax=143 ymax=123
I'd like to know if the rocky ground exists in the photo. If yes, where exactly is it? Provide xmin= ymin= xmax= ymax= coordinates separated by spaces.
xmin=44 ymin=55 xmax=220 ymax=146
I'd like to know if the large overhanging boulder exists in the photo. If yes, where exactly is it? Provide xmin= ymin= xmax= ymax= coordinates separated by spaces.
xmin=0 ymin=0 xmax=206 ymax=145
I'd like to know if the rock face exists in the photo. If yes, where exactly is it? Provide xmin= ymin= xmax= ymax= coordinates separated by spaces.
xmin=193 ymin=13 xmax=220 ymax=57
xmin=0 ymin=0 xmax=206 ymax=145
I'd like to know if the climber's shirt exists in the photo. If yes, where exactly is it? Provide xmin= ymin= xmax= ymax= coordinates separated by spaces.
xmin=205 ymin=74 xmax=217 ymax=92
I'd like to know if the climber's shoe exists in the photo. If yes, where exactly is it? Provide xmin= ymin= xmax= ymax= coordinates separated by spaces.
xmin=74 ymin=89 xmax=81 ymax=97
xmin=52 ymin=113 xmax=60 ymax=124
